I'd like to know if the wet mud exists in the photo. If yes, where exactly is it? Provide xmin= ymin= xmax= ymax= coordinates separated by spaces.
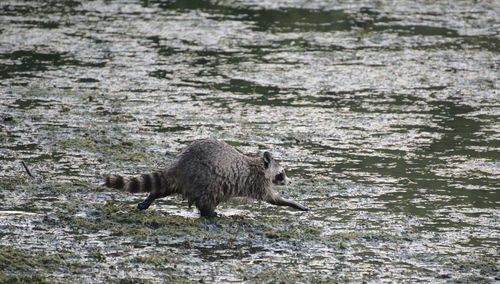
xmin=1 ymin=0 xmax=499 ymax=282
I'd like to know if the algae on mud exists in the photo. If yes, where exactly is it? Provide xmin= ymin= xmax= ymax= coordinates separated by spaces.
xmin=1 ymin=0 xmax=499 ymax=282
xmin=1 ymin=180 xmax=327 ymax=282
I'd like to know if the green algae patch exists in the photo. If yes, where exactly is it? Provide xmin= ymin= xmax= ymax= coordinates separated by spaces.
xmin=262 ymin=222 xmax=319 ymax=240
xmin=0 ymin=274 xmax=50 ymax=284
xmin=42 ymin=181 xmax=100 ymax=194
xmin=131 ymin=254 xmax=181 ymax=267
xmin=116 ymin=151 xmax=150 ymax=162
xmin=94 ymin=200 xmax=207 ymax=237
xmin=97 ymin=200 xmax=190 ymax=227
xmin=57 ymin=138 xmax=100 ymax=151
xmin=55 ymin=136 xmax=156 ymax=165
xmin=56 ymin=137 xmax=115 ymax=155
xmin=0 ymin=246 xmax=64 ymax=280
xmin=0 ymin=176 xmax=30 ymax=191
xmin=115 ymin=277 xmax=155 ymax=284
xmin=244 ymin=269 xmax=336 ymax=283
xmin=0 ymin=247 xmax=36 ymax=271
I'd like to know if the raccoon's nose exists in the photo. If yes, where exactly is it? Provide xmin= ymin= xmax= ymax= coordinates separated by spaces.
xmin=282 ymin=177 xmax=292 ymax=185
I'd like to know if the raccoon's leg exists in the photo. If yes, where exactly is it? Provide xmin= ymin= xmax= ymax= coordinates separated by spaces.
xmin=137 ymin=171 xmax=176 ymax=210
xmin=199 ymin=208 xmax=217 ymax=218
xmin=267 ymin=195 xmax=308 ymax=211
xmin=137 ymin=190 xmax=174 ymax=210
xmin=137 ymin=193 xmax=158 ymax=210
xmin=195 ymin=197 xmax=218 ymax=218
xmin=197 ymin=205 xmax=217 ymax=218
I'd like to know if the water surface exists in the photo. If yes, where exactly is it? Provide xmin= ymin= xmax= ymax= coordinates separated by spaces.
xmin=1 ymin=0 xmax=499 ymax=282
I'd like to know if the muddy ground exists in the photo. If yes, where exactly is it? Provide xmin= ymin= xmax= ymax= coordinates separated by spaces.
xmin=1 ymin=0 xmax=499 ymax=283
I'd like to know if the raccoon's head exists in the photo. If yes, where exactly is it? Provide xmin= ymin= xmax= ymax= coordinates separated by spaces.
xmin=260 ymin=151 xmax=291 ymax=186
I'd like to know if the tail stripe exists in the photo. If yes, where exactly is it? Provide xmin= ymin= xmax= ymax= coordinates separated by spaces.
xmin=129 ymin=177 xmax=140 ymax=193
xmin=105 ymin=176 xmax=112 ymax=187
xmin=105 ymin=174 xmax=124 ymax=189
xmin=153 ymin=172 xmax=162 ymax=193
xmin=105 ymin=172 xmax=164 ymax=194
xmin=142 ymin=174 xmax=152 ymax=192
xmin=115 ymin=175 xmax=124 ymax=188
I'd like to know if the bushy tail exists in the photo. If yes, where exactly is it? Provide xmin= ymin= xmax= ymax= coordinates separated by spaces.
xmin=105 ymin=171 xmax=165 ymax=194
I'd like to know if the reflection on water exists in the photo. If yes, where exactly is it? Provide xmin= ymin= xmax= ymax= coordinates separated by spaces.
xmin=1 ymin=0 xmax=499 ymax=282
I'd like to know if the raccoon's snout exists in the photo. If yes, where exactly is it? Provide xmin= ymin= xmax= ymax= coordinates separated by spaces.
xmin=273 ymin=172 xmax=291 ymax=185
xmin=281 ymin=177 xmax=292 ymax=185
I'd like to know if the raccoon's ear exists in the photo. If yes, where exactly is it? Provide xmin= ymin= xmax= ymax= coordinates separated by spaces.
xmin=263 ymin=151 xmax=272 ymax=168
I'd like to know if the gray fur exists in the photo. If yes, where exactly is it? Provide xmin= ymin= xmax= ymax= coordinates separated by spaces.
xmin=105 ymin=138 xmax=308 ymax=217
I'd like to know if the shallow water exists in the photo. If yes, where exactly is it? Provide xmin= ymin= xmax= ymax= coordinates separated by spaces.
xmin=1 ymin=0 xmax=499 ymax=282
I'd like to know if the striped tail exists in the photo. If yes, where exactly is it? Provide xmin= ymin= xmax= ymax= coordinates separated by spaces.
xmin=105 ymin=171 xmax=164 ymax=194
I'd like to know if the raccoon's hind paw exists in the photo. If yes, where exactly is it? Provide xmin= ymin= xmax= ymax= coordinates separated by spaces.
xmin=199 ymin=210 xmax=218 ymax=218
xmin=137 ymin=201 xmax=151 ymax=210
xmin=137 ymin=194 xmax=159 ymax=210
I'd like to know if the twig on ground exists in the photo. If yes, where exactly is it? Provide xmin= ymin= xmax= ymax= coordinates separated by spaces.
xmin=21 ymin=161 xmax=34 ymax=178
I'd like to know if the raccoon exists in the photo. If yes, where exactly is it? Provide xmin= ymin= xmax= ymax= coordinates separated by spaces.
xmin=105 ymin=138 xmax=308 ymax=217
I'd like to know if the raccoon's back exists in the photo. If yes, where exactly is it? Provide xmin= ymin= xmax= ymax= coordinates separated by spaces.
xmin=171 ymin=139 xmax=252 ymax=198
xmin=175 ymin=139 xmax=249 ymax=175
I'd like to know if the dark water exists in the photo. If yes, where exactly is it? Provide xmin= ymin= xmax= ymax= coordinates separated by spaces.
xmin=1 ymin=0 xmax=499 ymax=282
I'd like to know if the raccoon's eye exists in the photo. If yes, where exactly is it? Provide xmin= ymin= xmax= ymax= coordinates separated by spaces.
xmin=275 ymin=172 xmax=285 ymax=181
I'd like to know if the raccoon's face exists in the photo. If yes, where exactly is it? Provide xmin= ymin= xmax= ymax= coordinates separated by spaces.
xmin=261 ymin=151 xmax=291 ymax=185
